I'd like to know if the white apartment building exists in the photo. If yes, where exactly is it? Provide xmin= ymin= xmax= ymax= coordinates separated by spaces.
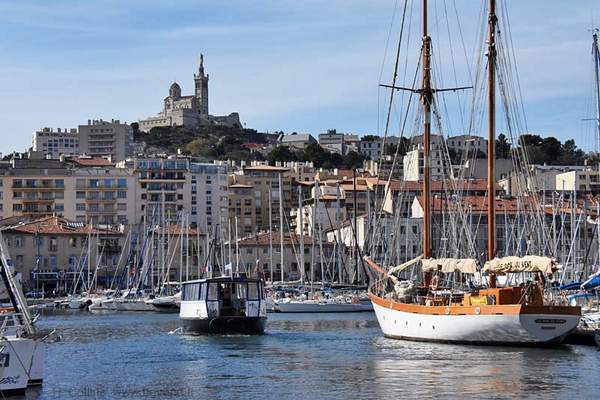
xmin=79 ymin=119 xmax=133 ymax=161
xmin=189 ymin=162 xmax=229 ymax=232
xmin=403 ymin=134 xmax=448 ymax=181
xmin=32 ymin=127 xmax=79 ymax=159
xmin=358 ymin=139 xmax=384 ymax=161
xmin=556 ymin=169 xmax=600 ymax=193
xmin=447 ymin=134 xmax=488 ymax=156
xmin=294 ymin=184 xmax=346 ymax=236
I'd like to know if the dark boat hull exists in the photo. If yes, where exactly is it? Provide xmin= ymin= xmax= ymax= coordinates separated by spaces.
xmin=181 ymin=316 xmax=267 ymax=335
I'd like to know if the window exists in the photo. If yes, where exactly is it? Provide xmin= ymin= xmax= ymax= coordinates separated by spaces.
xmin=69 ymin=238 xmax=77 ymax=247
xmin=13 ymin=204 xmax=22 ymax=211
xmin=49 ymin=237 xmax=58 ymax=252
xmin=76 ymin=203 xmax=86 ymax=211
xmin=207 ymin=283 xmax=219 ymax=300
xmin=248 ymin=283 xmax=259 ymax=300
xmin=117 ymin=191 xmax=126 ymax=199
xmin=117 ymin=203 xmax=127 ymax=211
xmin=15 ymin=237 xmax=23 ymax=247
xmin=15 ymin=255 xmax=23 ymax=268
xmin=200 ymin=283 xmax=207 ymax=300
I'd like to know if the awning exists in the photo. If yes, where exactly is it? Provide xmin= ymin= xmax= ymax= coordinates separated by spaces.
xmin=421 ymin=258 xmax=479 ymax=274
xmin=483 ymin=255 xmax=558 ymax=275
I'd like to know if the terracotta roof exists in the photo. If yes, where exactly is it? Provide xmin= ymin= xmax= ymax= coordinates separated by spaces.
xmin=2 ymin=216 xmax=120 ymax=235
xmin=415 ymin=195 xmax=540 ymax=215
xmin=153 ymin=224 xmax=202 ymax=236
xmin=236 ymin=232 xmax=334 ymax=247
xmin=387 ymin=179 xmax=499 ymax=192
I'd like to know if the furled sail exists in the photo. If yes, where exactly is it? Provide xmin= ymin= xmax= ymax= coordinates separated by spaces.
xmin=483 ymin=256 xmax=558 ymax=275
xmin=421 ymin=258 xmax=479 ymax=274
xmin=387 ymin=255 xmax=423 ymax=276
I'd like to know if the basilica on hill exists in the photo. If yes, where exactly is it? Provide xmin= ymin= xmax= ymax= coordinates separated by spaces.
xmin=139 ymin=54 xmax=241 ymax=131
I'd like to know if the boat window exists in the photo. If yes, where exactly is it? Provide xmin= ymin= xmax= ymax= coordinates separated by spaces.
xmin=183 ymin=283 xmax=200 ymax=301
xmin=207 ymin=283 xmax=219 ymax=301
xmin=199 ymin=282 xmax=207 ymax=300
xmin=259 ymin=282 xmax=266 ymax=299
xmin=235 ymin=283 xmax=247 ymax=299
xmin=247 ymin=283 xmax=259 ymax=300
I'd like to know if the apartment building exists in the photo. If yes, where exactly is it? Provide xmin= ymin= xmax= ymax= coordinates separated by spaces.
xmin=403 ymin=134 xmax=448 ymax=181
xmin=189 ymin=162 xmax=229 ymax=231
xmin=32 ymin=127 xmax=79 ymax=159
xmin=0 ymin=154 xmax=139 ymax=225
xmin=234 ymin=164 xmax=292 ymax=232
xmin=121 ymin=157 xmax=189 ymax=225
xmin=556 ymin=169 xmax=600 ymax=194
xmin=1 ymin=216 xmax=124 ymax=291
xmin=79 ymin=119 xmax=133 ymax=161
xmin=447 ymin=134 xmax=488 ymax=156
xmin=294 ymin=184 xmax=346 ymax=236
xmin=228 ymin=184 xmax=256 ymax=237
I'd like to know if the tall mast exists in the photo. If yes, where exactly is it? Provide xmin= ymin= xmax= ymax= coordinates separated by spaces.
xmin=487 ymin=0 xmax=497 ymax=259
xmin=487 ymin=0 xmax=497 ymax=286
xmin=593 ymin=29 xmax=600 ymax=146
xmin=421 ymin=0 xmax=432 ymax=259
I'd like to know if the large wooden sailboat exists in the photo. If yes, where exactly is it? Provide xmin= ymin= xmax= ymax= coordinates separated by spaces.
xmin=367 ymin=0 xmax=581 ymax=345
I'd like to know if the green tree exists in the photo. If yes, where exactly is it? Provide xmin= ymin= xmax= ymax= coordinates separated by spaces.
xmin=267 ymin=146 xmax=300 ymax=163
xmin=495 ymin=133 xmax=511 ymax=159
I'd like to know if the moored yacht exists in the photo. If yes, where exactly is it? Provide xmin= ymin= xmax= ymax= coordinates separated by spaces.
xmin=179 ymin=275 xmax=267 ymax=334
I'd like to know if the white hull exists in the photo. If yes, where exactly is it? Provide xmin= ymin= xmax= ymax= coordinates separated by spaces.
xmin=0 ymin=337 xmax=44 ymax=394
xmin=89 ymin=298 xmax=155 ymax=312
xmin=276 ymin=300 xmax=373 ymax=313
xmin=372 ymin=301 xmax=579 ymax=345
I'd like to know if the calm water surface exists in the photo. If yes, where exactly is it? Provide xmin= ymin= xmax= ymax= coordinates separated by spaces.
xmin=23 ymin=310 xmax=599 ymax=399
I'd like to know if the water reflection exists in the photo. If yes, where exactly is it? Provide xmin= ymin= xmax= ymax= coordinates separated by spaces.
xmin=30 ymin=310 xmax=598 ymax=400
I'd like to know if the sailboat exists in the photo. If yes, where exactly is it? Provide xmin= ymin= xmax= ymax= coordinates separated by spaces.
xmin=367 ymin=0 xmax=581 ymax=345
xmin=0 ymin=231 xmax=44 ymax=395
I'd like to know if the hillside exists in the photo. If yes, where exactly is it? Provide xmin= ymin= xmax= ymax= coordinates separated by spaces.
xmin=134 ymin=124 xmax=276 ymax=161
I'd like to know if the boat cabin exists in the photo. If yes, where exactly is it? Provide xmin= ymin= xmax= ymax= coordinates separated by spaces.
xmin=180 ymin=276 xmax=266 ymax=321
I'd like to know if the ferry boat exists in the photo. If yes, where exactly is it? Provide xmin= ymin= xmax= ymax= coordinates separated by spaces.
xmin=179 ymin=275 xmax=267 ymax=334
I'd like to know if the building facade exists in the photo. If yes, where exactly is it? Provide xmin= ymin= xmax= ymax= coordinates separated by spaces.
xmin=32 ymin=127 xmax=79 ymax=159
xmin=78 ymin=119 xmax=133 ymax=161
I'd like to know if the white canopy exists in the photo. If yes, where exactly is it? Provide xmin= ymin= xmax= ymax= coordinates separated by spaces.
xmin=421 ymin=258 xmax=479 ymax=274
xmin=483 ymin=255 xmax=558 ymax=275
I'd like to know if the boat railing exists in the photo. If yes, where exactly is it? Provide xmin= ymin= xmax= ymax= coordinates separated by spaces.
xmin=0 ymin=312 xmax=25 ymax=336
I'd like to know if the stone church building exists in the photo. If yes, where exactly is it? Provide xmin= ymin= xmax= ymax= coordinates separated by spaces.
xmin=139 ymin=54 xmax=241 ymax=131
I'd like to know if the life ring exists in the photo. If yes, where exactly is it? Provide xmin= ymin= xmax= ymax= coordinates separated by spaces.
xmin=351 ymin=297 xmax=360 ymax=305
xmin=431 ymin=275 xmax=440 ymax=291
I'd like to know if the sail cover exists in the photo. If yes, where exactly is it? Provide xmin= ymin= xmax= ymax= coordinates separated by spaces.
xmin=421 ymin=258 xmax=479 ymax=274
xmin=387 ymin=255 xmax=423 ymax=276
xmin=483 ymin=256 xmax=557 ymax=275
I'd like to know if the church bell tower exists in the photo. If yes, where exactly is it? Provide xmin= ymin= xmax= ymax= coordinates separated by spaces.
xmin=194 ymin=53 xmax=209 ymax=115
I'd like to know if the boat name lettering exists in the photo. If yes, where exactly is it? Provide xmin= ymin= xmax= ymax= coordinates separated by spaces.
xmin=0 ymin=375 xmax=20 ymax=384
xmin=534 ymin=319 xmax=566 ymax=324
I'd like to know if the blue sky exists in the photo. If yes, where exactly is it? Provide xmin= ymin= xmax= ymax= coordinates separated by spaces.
xmin=0 ymin=0 xmax=599 ymax=155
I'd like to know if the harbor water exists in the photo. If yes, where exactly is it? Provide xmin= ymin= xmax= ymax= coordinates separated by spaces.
xmin=26 ymin=310 xmax=600 ymax=399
